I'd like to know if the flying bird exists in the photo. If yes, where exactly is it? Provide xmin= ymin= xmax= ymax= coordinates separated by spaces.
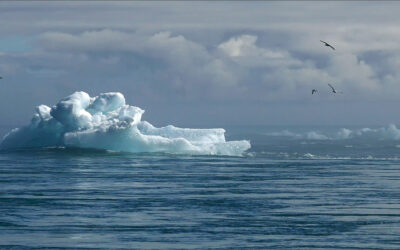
xmin=328 ymin=83 xmax=342 ymax=94
xmin=320 ymin=40 xmax=335 ymax=50
xmin=0 ymin=76 xmax=2 ymax=79
xmin=312 ymin=89 xmax=317 ymax=95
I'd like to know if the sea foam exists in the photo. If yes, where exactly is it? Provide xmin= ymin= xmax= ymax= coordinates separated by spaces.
xmin=0 ymin=91 xmax=251 ymax=156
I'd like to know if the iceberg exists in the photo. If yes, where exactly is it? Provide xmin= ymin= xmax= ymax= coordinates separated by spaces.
xmin=0 ymin=91 xmax=250 ymax=156
xmin=266 ymin=125 xmax=400 ymax=141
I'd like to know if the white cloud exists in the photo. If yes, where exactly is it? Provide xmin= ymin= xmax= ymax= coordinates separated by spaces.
xmin=3 ymin=2 xmax=400 ymax=125
xmin=218 ymin=35 xmax=300 ymax=68
xmin=219 ymin=35 xmax=258 ymax=57
xmin=7 ymin=28 xmax=400 ymax=103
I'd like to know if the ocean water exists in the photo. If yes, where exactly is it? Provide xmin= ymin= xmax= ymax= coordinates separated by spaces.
xmin=1 ymin=125 xmax=400 ymax=249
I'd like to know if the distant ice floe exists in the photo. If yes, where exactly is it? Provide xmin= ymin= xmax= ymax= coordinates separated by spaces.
xmin=0 ymin=91 xmax=250 ymax=156
xmin=266 ymin=124 xmax=400 ymax=141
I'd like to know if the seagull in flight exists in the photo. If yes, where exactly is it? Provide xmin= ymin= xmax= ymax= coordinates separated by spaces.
xmin=320 ymin=40 xmax=335 ymax=50
xmin=328 ymin=83 xmax=342 ymax=94
xmin=312 ymin=89 xmax=317 ymax=95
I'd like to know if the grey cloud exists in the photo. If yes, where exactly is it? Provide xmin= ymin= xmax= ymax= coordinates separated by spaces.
xmin=1 ymin=2 xmax=400 ymax=126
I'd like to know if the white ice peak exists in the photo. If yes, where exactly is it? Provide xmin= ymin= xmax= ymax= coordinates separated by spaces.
xmin=1 ymin=91 xmax=250 ymax=156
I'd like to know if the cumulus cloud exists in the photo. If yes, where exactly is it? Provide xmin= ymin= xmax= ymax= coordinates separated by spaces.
xmin=33 ymin=30 xmax=243 ymax=99
xmin=1 ymin=2 xmax=400 ymax=126
xmin=218 ymin=34 xmax=300 ymax=68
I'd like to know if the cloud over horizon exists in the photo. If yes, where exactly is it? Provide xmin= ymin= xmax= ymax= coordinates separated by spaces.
xmin=1 ymin=2 xmax=400 ymax=126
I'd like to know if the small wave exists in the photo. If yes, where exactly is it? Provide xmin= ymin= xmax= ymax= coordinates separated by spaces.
xmin=304 ymin=153 xmax=316 ymax=158
xmin=303 ymin=155 xmax=400 ymax=161
xmin=255 ymin=151 xmax=400 ymax=161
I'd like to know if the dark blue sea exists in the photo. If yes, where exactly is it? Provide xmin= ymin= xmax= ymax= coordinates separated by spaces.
xmin=1 ymin=125 xmax=400 ymax=249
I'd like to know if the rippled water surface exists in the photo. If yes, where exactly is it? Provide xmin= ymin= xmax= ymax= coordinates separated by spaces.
xmin=1 ymin=125 xmax=400 ymax=249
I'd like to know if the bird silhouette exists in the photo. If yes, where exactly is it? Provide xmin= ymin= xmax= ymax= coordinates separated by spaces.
xmin=320 ymin=40 xmax=335 ymax=50
xmin=312 ymin=89 xmax=317 ymax=95
xmin=328 ymin=83 xmax=342 ymax=94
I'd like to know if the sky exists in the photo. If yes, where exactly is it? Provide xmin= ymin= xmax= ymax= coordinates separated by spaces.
xmin=1 ymin=1 xmax=400 ymax=127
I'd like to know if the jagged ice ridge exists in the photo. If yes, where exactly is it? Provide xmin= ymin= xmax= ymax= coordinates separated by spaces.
xmin=0 ymin=91 xmax=251 ymax=156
